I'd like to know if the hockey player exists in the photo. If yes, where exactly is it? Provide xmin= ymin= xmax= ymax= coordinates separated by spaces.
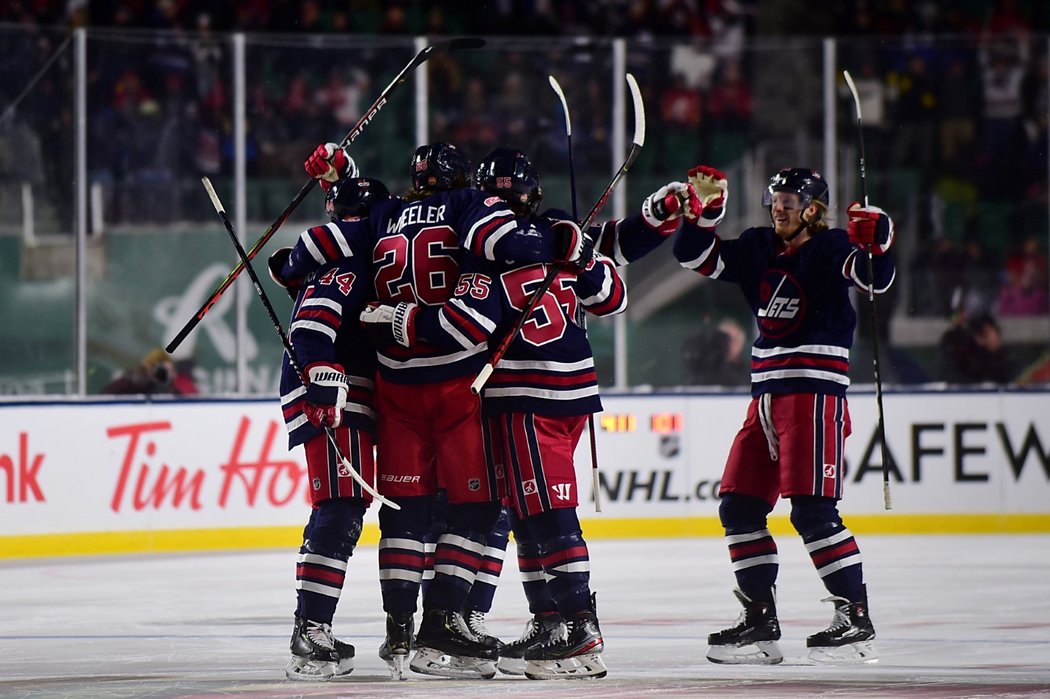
xmin=298 ymin=140 xmax=594 ymax=680
xmin=361 ymin=148 xmax=694 ymax=679
xmin=672 ymin=166 xmax=894 ymax=665
xmin=268 ymin=176 xmax=391 ymax=681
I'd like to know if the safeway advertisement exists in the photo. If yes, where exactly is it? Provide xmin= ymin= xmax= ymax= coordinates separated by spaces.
xmin=0 ymin=391 xmax=1048 ymax=537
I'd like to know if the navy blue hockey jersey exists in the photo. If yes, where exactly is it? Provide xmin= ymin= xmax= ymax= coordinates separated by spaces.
xmin=673 ymin=221 xmax=895 ymax=397
xmin=279 ymin=219 xmax=376 ymax=449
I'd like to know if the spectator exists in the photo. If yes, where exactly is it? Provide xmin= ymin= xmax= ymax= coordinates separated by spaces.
xmin=102 ymin=348 xmax=199 ymax=395
xmin=938 ymin=312 xmax=1016 ymax=384
xmin=681 ymin=317 xmax=750 ymax=386
xmin=996 ymin=236 xmax=1049 ymax=316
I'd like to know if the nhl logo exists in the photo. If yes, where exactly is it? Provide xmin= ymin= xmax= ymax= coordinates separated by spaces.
xmin=468 ymin=478 xmax=481 ymax=491
xmin=312 ymin=477 xmax=322 ymax=491
xmin=659 ymin=435 xmax=680 ymax=458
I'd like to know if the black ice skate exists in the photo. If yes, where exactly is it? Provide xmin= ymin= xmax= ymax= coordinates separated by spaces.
xmin=706 ymin=589 xmax=783 ymax=665
xmin=496 ymin=611 xmax=564 ymax=676
xmin=286 ymin=617 xmax=354 ymax=681
xmin=806 ymin=593 xmax=878 ymax=664
xmin=409 ymin=609 xmax=498 ymax=679
xmin=378 ymin=612 xmax=414 ymax=680
xmin=464 ymin=609 xmax=504 ymax=652
xmin=523 ymin=602 xmax=606 ymax=680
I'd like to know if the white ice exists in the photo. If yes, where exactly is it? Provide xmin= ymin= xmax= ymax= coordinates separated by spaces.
xmin=2 ymin=535 xmax=1049 ymax=698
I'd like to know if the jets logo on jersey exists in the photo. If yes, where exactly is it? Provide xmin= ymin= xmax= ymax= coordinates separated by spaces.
xmin=757 ymin=270 xmax=805 ymax=338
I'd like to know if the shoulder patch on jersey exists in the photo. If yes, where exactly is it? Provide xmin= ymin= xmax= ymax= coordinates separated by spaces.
xmin=483 ymin=196 xmax=503 ymax=207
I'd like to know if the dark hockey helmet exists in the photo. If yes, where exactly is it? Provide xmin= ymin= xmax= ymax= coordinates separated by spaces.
xmin=325 ymin=177 xmax=391 ymax=221
xmin=761 ymin=168 xmax=829 ymax=211
xmin=410 ymin=142 xmax=471 ymax=192
xmin=475 ymin=147 xmax=543 ymax=217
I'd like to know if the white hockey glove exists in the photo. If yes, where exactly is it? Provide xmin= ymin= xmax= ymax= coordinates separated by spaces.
xmin=687 ymin=165 xmax=728 ymax=228
xmin=359 ymin=302 xmax=419 ymax=348
xmin=304 ymin=142 xmax=358 ymax=183
xmin=303 ymin=363 xmax=349 ymax=428
xmin=642 ymin=182 xmax=701 ymax=227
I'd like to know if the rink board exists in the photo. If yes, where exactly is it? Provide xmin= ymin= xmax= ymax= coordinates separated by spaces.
xmin=1 ymin=390 xmax=1048 ymax=558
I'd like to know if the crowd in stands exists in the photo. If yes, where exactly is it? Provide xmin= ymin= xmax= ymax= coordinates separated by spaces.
xmin=2 ymin=0 xmax=1049 ymax=385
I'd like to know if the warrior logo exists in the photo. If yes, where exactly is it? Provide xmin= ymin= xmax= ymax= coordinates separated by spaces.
xmin=551 ymin=483 xmax=573 ymax=501
xmin=757 ymin=270 xmax=805 ymax=338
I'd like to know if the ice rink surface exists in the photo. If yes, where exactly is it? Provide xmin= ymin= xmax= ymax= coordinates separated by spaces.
xmin=2 ymin=534 xmax=1049 ymax=698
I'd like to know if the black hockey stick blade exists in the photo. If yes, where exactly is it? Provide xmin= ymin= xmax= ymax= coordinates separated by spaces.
xmin=166 ymin=38 xmax=484 ymax=354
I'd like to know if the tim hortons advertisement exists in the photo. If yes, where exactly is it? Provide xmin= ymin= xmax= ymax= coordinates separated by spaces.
xmin=0 ymin=391 xmax=1048 ymax=539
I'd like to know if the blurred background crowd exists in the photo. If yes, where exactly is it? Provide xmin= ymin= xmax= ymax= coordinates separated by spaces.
xmin=1 ymin=0 xmax=1048 ymax=393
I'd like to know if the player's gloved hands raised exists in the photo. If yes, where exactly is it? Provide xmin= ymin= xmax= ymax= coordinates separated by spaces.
xmin=359 ymin=302 xmax=418 ymax=348
xmin=642 ymin=182 xmax=701 ymax=228
xmin=304 ymin=142 xmax=358 ymax=183
xmin=553 ymin=219 xmax=595 ymax=269
xmin=303 ymin=363 xmax=349 ymax=428
xmin=847 ymin=202 xmax=894 ymax=255
xmin=687 ymin=165 xmax=728 ymax=228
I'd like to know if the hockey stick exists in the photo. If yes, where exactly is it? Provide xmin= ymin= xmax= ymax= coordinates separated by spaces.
xmin=843 ymin=69 xmax=891 ymax=511
xmin=471 ymin=73 xmax=646 ymax=395
xmin=200 ymin=177 xmax=398 ymax=510
xmin=550 ymin=74 xmax=601 ymax=513
xmin=167 ymin=37 xmax=486 ymax=354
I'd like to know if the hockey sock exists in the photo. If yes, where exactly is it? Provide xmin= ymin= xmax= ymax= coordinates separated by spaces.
xmin=720 ymin=493 xmax=778 ymax=604
xmin=465 ymin=506 xmax=510 ymax=614
xmin=424 ymin=500 xmax=501 ymax=612
xmin=791 ymin=497 xmax=865 ymax=601
xmin=529 ymin=508 xmax=592 ymax=615
xmin=296 ymin=498 xmax=366 ymax=623
xmin=511 ymin=509 xmax=557 ymax=614
xmin=378 ymin=496 xmax=432 ymax=613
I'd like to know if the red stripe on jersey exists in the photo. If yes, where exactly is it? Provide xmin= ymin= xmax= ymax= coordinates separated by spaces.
xmin=309 ymin=225 xmax=342 ymax=263
xmin=753 ymin=355 xmax=849 ymax=372
xmin=469 ymin=215 xmax=514 ymax=257
xmin=296 ymin=307 xmax=342 ymax=325
xmin=442 ymin=302 xmax=490 ymax=344
xmin=489 ymin=369 xmax=596 ymax=388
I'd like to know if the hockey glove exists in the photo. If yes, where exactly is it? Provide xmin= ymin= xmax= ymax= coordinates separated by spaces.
xmin=303 ymin=363 xmax=349 ymax=428
xmin=553 ymin=219 xmax=595 ymax=269
xmin=847 ymin=202 xmax=894 ymax=255
xmin=359 ymin=302 xmax=419 ymax=348
xmin=304 ymin=142 xmax=359 ymax=183
xmin=267 ymin=247 xmax=300 ymax=300
xmin=642 ymin=182 xmax=701 ymax=229
xmin=687 ymin=165 xmax=728 ymax=228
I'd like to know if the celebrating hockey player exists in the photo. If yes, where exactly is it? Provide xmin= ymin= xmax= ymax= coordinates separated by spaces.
xmin=672 ymin=166 xmax=894 ymax=664
xmin=269 ymin=175 xmax=391 ymax=681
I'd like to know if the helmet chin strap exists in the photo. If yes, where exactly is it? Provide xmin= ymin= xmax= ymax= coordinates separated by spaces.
xmin=770 ymin=207 xmax=821 ymax=242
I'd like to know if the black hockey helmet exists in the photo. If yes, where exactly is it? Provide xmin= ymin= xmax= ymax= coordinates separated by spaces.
xmin=410 ymin=142 xmax=471 ymax=192
xmin=475 ymin=147 xmax=543 ymax=217
xmin=326 ymin=177 xmax=391 ymax=221
xmin=761 ymin=168 xmax=829 ymax=210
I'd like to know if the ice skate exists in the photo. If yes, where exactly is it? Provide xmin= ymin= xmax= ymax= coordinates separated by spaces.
xmin=286 ymin=617 xmax=344 ymax=681
xmin=497 ymin=612 xmax=564 ymax=676
xmin=807 ymin=594 xmax=878 ymax=664
xmin=464 ymin=609 xmax=504 ymax=652
xmin=706 ymin=589 xmax=783 ymax=665
xmin=523 ymin=605 xmax=606 ymax=680
xmin=378 ymin=612 xmax=414 ymax=680
xmin=409 ymin=609 xmax=497 ymax=679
